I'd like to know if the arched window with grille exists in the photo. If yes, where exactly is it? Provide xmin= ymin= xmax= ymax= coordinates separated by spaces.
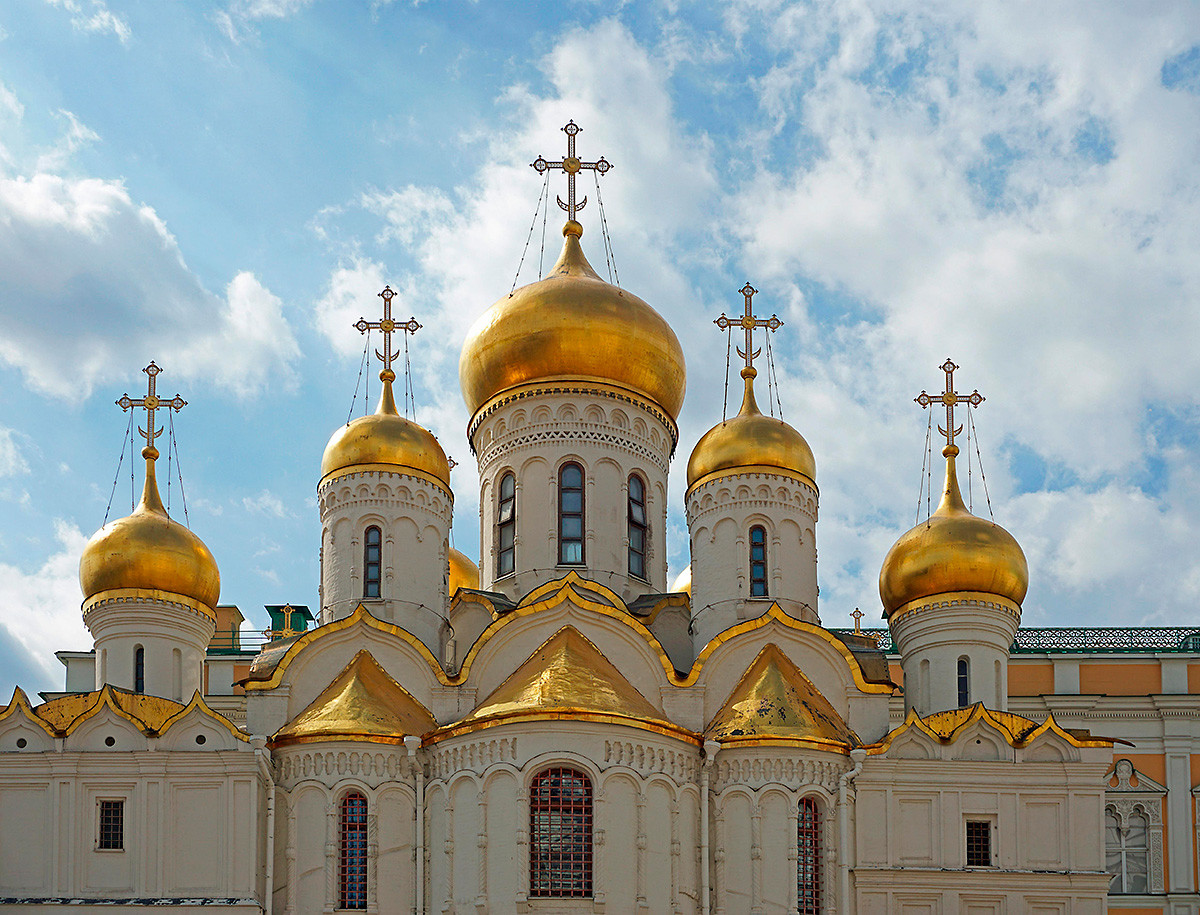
xmin=558 ymin=463 xmax=585 ymax=565
xmin=957 ymin=657 xmax=970 ymax=708
xmin=133 ymin=645 xmax=145 ymax=694
xmin=749 ymin=525 xmax=768 ymax=597
xmin=798 ymin=796 xmax=821 ymax=914
xmin=339 ymin=792 xmax=368 ymax=909
xmin=530 ymin=767 xmax=592 ymax=897
xmin=1106 ymin=808 xmax=1149 ymax=893
xmin=628 ymin=474 xmax=647 ymax=580
xmin=363 ymin=526 xmax=382 ymax=598
xmin=497 ymin=472 xmax=516 ymax=578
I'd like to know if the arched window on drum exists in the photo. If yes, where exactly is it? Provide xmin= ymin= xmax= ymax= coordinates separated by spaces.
xmin=530 ymin=767 xmax=593 ymax=897
xmin=798 ymin=796 xmax=821 ymax=914
xmin=339 ymin=792 xmax=368 ymax=909
xmin=628 ymin=474 xmax=648 ymax=580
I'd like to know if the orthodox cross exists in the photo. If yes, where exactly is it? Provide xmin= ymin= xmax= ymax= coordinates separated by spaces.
xmin=851 ymin=608 xmax=864 ymax=634
xmin=356 ymin=286 xmax=421 ymax=378
xmin=915 ymin=358 xmax=984 ymax=450
xmin=714 ymin=283 xmax=783 ymax=371
xmin=116 ymin=361 xmax=186 ymax=457
xmin=530 ymin=120 xmax=613 ymax=223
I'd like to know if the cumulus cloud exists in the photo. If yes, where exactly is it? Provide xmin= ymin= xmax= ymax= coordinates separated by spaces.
xmin=44 ymin=0 xmax=131 ymax=44
xmin=242 ymin=489 xmax=292 ymax=519
xmin=0 ymin=170 xmax=300 ymax=399
xmin=0 ymin=521 xmax=91 ymax=691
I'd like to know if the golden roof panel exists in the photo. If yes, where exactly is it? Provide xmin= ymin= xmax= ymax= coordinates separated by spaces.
xmin=705 ymin=643 xmax=858 ymax=750
xmin=272 ymin=649 xmax=436 ymax=747
xmin=432 ymin=626 xmax=694 ymax=743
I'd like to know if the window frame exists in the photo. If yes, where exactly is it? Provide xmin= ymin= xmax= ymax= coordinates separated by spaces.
xmin=557 ymin=463 xmax=585 ymax=566
xmin=797 ymin=796 xmax=821 ymax=915
xmin=957 ymin=657 xmax=970 ymax=708
xmin=1106 ymin=806 xmax=1151 ymax=894
xmin=133 ymin=645 xmax=145 ymax=695
xmin=497 ymin=472 xmax=516 ymax=579
xmin=96 ymin=798 xmax=125 ymax=852
xmin=529 ymin=766 xmax=593 ymax=898
xmin=749 ymin=525 xmax=768 ymax=597
xmin=627 ymin=473 xmax=648 ymax=581
xmin=338 ymin=791 xmax=369 ymax=910
xmin=362 ymin=526 xmax=383 ymax=599
xmin=965 ymin=818 xmax=994 ymax=867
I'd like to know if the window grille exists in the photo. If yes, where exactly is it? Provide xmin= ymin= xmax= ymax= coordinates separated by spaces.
xmin=530 ymin=767 xmax=592 ymax=897
xmin=498 ymin=472 xmax=516 ymax=577
xmin=339 ymin=792 xmax=368 ymax=909
xmin=558 ymin=464 xmax=585 ymax=565
xmin=628 ymin=474 xmax=647 ymax=580
xmin=797 ymin=797 xmax=821 ymax=914
xmin=957 ymin=657 xmax=970 ymax=708
xmin=1106 ymin=809 xmax=1149 ymax=893
xmin=966 ymin=820 xmax=991 ymax=866
xmin=363 ymin=526 xmax=382 ymax=598
xmin=98 ymin=799 xmax=124 ymax=850
xmin=749 ymin=526 xmax=768 ymax=597
xmin=133 ymin=646 xmax=145 ymax=695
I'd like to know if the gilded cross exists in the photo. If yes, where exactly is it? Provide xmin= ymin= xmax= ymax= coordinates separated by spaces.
xmin=116 ymin=361 xmax=185 ymax=457
xmin=915 ymin=358 xmax=984 ymax=449
xmin=355 ymin=286 xmax=421 ymax=378
xmin=714 ymin=283 xmax=783 ymax=371
xmin=531 ymin=120 xmax=613 ymax=223
xmin=851 ymin=608 xmax=864 ymax=634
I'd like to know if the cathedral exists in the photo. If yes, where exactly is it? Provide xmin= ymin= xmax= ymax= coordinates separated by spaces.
xmin=2 ymin=122 xmax=1198 ymax=915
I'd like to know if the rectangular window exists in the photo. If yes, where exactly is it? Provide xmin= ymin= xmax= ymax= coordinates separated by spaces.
xmin=966 ymin=820 xmax=991 ymax=867
xmin=98 ymin=799 xmax=124 ymax=851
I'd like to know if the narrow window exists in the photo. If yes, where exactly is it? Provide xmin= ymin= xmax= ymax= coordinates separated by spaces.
xmin=749 ymin=526 xmax=768 ymax=597
xmin=966 ymin=820 xmax=992 ymax=866
xmin=97 ymin=799 xmax=124 ymax=850
xmin=558 ymin=464 xmax=585 ymax=565
xmin=133 ymin=646 xmax=145 ymax=695
xmin=530 ymin=767 xmax=592 ymax=897
xmin=339 ymin=792 xmax=368 ymax=909
xmin=957 ymin=657 xmax=970 ymax=708
xmin=797 ymin=797 xmax=821 ymax=914
xmin=1106 ymin=809 xmax=1149 ymax=893
xmin=497 ymin=472 xmax=516 ymax=578
xmin=628 ymin=474 xmax=647 ymax=580
xmin=171 ymin=648 xmax=182 ymax=702
xmin=363 ymin=526 xmax=382 ymax=598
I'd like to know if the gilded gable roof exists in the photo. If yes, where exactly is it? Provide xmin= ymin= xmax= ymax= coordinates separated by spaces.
xmin=272 ymin=649 xmax=436 ymax=747
xmin=430 ymin=626 xmax=695 ymax=744
xmin=705 ymin=643 xmax=859 ymax=751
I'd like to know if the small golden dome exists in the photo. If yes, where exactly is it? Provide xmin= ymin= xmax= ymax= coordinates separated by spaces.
xmin=686 ymin=368 xmax=816 ymax=490
xmin=879 ymin=445 xmax=1028 ymax=617
xmin=671 ymin=564 xmax=691 ymax=596
xmin=448 ymin=546 xmax=480 ymax=595
xmin=79 ymin=451 xmax=220 ymax=614
xmin=459 ymin=223 xmax=687 ymax=420
xmin=321 ymin=373 xmax=451 ymax=489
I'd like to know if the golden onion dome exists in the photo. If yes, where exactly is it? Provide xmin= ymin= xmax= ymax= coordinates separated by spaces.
xmin=79 ymin=450 xmax=220 ymax=615
xmin=686 ymin=368 xmax=816 ymax=491
xmin=459 ymin=221 xmax=687 ymax=420
xmin=880 ymin=445 xmax=1028 ymax=617
xmin=448 ymin=546 xmax=480 ymax=595
xmin=321 ymin=371 xmax=451 ymax=490
xmin=671 ymin=564 xmax=691 ymax=596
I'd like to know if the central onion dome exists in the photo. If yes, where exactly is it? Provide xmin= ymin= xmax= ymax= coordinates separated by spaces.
xmin=687 ymin=367 xmax=816 ymax=490
xmin=459 ymin=221 xmax=686 ymax=420
xmin=79 ymin=449 xmax=220 ymax=614
xmin=879 ymin=444 xmax=1028 ymax=617
xmin=321 ymin=370 xmax=451 ymax=489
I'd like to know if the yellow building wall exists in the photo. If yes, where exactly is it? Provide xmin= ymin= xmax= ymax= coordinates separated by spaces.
xmin=1079 ymin=662 xmax=1161 ymax=695
xmin=1188 ymin=663 xmax=1200 ymax=693
xmin=1008 ymin=661 xmax=1054 ymax=696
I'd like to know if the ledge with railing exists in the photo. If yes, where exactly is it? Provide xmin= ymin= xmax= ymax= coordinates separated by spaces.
xmin=831 ymin=627 xmax=1200 ymax=655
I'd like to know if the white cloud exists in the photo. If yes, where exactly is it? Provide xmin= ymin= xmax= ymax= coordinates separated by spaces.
xmin=44 ymin=0 xmax=131 ymax=44
xmin=215 ymin=0 xmax=317 ymax=41
xmin=0 ymin=520 xmax=91 ymax=685
xmin=35 ymin=109 xmax=100 ymax=173
xmin=0 ymin=173 xmax=300 ymax=400
xmin=0 ymin=429 xmax=29 ymax=478
xmin=243 ymin=489 xmax=292 ymax=519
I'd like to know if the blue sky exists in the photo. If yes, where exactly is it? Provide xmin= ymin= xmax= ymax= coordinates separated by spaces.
xmin=3 ymin=0 xmax=1200 ymax=696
